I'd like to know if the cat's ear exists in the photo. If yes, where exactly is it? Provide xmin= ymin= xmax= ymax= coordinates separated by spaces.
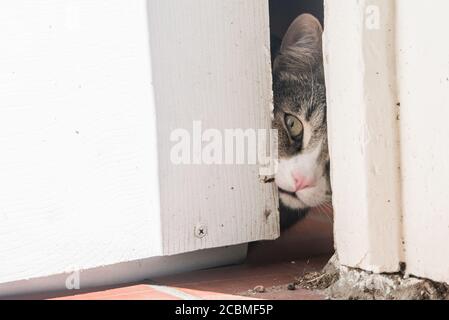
xmin=274 ymin=14 xmax=324 ymax=80
xmin=280 ymin=14 xmax=323 ymax=54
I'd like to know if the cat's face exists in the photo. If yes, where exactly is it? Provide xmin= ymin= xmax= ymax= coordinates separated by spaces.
xmin=272 ymin=14 xmax=331 ymax=210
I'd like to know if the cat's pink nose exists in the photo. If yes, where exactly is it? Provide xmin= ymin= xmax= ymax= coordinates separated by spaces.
xmin=292 ymin=172 xmax=312 ymax=191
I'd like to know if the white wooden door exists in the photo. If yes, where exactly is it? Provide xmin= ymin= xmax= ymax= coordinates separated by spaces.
xmin=147 ymin=0 xmax=279 ymax=255
xmin=0 ymin=0 xmax=278 ymax=295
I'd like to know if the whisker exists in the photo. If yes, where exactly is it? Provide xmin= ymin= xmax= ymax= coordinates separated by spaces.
xmin=322 ymin=202 xmax=332 ymax=210
xmin=312 ymin=203 xmax=333 ymax=225
xmin=321 ymin=211 xmax=333 ymax=224
xmin=320 ymin=202 xmax=334 ymax=222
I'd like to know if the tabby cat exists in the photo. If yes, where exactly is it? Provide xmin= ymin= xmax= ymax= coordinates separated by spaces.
xmin=272 ymin=14 xmax=331 ymax=229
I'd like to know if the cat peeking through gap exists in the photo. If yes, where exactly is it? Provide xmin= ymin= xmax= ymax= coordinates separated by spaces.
xmin=272 ymin=14 xmax=332 ymax=229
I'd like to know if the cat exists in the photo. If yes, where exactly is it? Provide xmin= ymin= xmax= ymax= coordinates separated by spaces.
xmin=271 ymin=14 xmax=332 ymax=229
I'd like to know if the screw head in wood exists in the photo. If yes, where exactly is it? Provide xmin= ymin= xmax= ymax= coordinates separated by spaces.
xmin=194 ymin=224 xmax=208 ymax=239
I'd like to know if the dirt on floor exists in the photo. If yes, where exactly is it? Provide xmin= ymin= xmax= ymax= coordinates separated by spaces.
xmin=327 ymin=267 xmax=449 ymax=300
xmin=241 ymin=255 xmax=449 ymax=300
xmin=240 ymin=264 xmax=339 ymax=299
xmin=295 ymin=271 xmax=339 ymax=291
xmin=321 ymin=255 xmax=449 ymax=300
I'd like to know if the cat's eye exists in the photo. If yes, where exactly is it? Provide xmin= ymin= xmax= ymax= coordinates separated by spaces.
xmin=285 ymin=115 xmax=303 ymax=139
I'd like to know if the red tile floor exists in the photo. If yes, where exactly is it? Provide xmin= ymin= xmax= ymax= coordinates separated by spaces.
xmin=16 ymin=209 xmax=334 ymax=300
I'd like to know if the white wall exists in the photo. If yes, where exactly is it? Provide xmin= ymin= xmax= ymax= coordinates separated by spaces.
xmin=396 ymin=0 xmax=449 ymax=284
xmin=324 ymin=0 xmax=402 ymax=273
xmin=0 ymin=0 xmax=278 ymax=294
xmin=325 ymin=0 xmax=449 ymax=283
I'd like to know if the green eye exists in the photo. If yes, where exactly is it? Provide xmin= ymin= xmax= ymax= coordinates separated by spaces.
xmin=285 ymin=115 xmax=304 ymax=139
